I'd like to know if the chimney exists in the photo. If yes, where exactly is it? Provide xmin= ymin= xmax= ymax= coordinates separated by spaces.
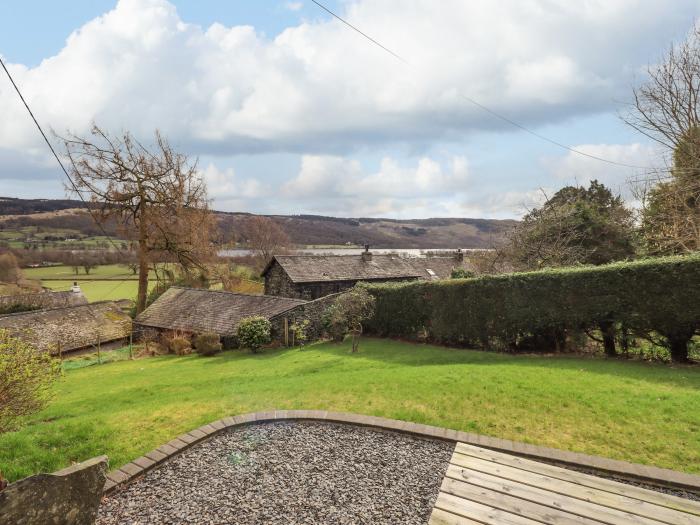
xmin=362 ymin=244 xmax=372 ymax=262
xmin=71 ymin=281 xmax=82 ymax=294
xmin=454 ymin=248 xmax=464 ymax=262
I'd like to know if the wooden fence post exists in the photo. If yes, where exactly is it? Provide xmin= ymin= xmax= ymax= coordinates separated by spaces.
xmin=129 ymin=332 xmax=133 ymax=360
xmin=284 ymin=318 xmax=289 ymax=347
xmin=97 ymin=335 xmax=101 ymax=365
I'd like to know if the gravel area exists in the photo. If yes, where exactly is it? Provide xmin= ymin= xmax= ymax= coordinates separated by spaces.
xmin=97 ymin=421 xmax=453 ymax=524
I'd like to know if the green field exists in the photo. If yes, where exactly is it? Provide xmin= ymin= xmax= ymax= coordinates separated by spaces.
xmin=24 ymin=264 xmax=159 ymax=302
xmin=23 ymin=264 xmax=146 ymax=280
xmin=1 ymin=338 xmax=698 ymax=482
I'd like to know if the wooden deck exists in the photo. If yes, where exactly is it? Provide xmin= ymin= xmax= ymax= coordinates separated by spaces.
xmin=429 ymin=443 xmax=700 ymax=525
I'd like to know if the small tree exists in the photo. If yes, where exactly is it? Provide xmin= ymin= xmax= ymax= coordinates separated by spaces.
xmin=290 ymin=319 xmax=311 ymax=348
xmin=0 ymin=252 xmax=22 ymax=284
xmin=0 ymin=330 xmax=61 ymax=433
xmin=244 ymin=216 xmax=291 ymax=270
xmin=237 ymin=316 xmax=271 ymax=353
xmin=329 ymin=288 xmax=376 ymax=352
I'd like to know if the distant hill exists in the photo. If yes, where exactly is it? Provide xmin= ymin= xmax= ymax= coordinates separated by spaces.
xmin=0 ymin=197 xmax=515 ymax=248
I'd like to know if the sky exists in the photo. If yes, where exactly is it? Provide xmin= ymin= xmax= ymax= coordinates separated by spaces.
xmin=1 ymin=0 xmax=699 ymax=219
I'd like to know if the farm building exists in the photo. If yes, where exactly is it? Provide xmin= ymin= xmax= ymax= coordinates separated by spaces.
xmin=134 ymin=287 xmax=339 ymax=347
xmin=0 ymin=301 xmax=131 ymax=355
xmin=0 ymin=284 xmax=87 ymax=314
xmin=262 ymin=248 xmax=470 ymax=299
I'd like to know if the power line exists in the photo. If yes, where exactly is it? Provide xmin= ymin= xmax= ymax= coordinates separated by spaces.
xmin=0 ymin=56 xmax=122 ymax=252
xmin=310 ymin=0 xmax=651 ymax=170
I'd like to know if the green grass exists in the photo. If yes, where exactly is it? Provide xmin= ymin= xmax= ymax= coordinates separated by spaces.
xmin=23 ymin=264 xmax=141 ymax=280
xmin=1 ymin=338 xmax=699 ymax=482
xmin=41 ymin=280 xmax=142 ymax=302
xmin=62 ymin=346 xmax=134 ymax=371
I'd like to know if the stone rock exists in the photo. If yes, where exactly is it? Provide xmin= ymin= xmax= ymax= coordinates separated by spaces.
xmin=0 ymin=455 xmax=108 ymax=525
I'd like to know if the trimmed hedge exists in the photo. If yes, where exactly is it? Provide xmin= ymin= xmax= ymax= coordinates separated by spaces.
xmin=364 ymin=254 xmax=700 ymax=361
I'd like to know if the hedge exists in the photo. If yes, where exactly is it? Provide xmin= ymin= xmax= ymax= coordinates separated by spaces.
xmin=364 ymin=254 xmax=700 ymax=362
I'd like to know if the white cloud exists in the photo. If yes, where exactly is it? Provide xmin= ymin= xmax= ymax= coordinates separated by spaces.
xmin=1 ymin=0 xmax=697 ymax=158
xmin=542 ymin=143 xmax=663 ymax=201
xmin=284 ymin=1 xmax=303 ymax=11
xmin=200 ymin=163 xmax=267 ymax=200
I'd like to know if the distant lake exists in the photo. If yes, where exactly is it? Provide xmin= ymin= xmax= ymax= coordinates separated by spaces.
xmin=219 ymin=247 xmax=491 ymax=257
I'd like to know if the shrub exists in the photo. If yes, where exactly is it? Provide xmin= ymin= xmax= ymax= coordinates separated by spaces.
xmin=194 ymin=332 xmax=222 ymax=356
xmin=290 ymin=319 xmax=311 ymax=347
xmin=326 ymin=288 xmax=376 ymax=352
xmin=365 ymin=254 xmax=700 ymax=362
xmin=236 ymin=316 xmax=271 ymax=353
xmin=450 ymin=268 xmax=475 ymax=279
xmin=168 ymin=336 xmax=192 ymax=356
xmin=322 ymin=304 xmax=347 ymax=342
xmin=0 ymin=329 xmax=61 ymax=432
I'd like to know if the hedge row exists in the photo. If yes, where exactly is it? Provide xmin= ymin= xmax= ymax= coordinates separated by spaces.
xmin=364 ymin=254 xmax=700 ymax=361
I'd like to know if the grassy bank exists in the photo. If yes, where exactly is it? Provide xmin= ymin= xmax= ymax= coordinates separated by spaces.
xmin=1 ymin=338 xmax=698 ymax=481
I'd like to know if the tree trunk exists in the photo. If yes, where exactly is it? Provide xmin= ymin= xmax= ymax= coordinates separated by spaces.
xmin=599 ymin=321 xmax=617 ymax=357
xmin=136 ymin=205 xmax=149 ymax=314
xmin=668 ymin=334 xmax=691 ymax=363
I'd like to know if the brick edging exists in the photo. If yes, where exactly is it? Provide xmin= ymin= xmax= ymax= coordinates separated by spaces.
xmin=103 ymin=410 xmax=700 ymax=495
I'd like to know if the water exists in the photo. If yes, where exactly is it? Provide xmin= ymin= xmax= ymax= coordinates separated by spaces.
xmin=219 ymin=247 xmax=490 ymax=257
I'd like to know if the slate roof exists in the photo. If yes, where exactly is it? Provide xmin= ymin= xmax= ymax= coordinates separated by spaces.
xmin=0 ymin=289 xmax=88 ymax=311
xmin=0 ymin=301 xmax=132 ymax=354
xmin=135 ymin=287 xmax=306 ymax=336
xmin=262 ymin=254 xmax=467 ymax=283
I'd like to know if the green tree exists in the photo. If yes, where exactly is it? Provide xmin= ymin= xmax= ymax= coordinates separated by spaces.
xmin=641 ymin=127 xmax=700 ymax=254
xmin=505 ymin=180 xmax=636 ymax=270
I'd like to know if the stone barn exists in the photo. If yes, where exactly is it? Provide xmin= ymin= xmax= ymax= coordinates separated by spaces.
xmin=0 ymin=301 xmax=132 ymax=355
xmin=133 ymin=287 xmax=338 ymax=348
xmin=262 ymin=248 xmax=470 ymax=300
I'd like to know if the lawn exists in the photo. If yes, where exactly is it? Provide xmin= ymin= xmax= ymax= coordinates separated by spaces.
xmin=23 ymin=264 xmax=144 ymax=280
xmin=1 ymin=338 xmax=699 ymax=482
xmin=41 ymin=279 xmax=143 ymax=302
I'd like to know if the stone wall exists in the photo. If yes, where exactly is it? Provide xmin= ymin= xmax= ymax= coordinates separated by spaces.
xmin=270 ymin=293 xmax=344 ymax=345
xmin=0 ymin=455 xmax=107 ymax=525
xmin=264 ymin=262 xmax=300 ymax=298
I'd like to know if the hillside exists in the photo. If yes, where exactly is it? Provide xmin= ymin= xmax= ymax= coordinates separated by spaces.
xmin=0 ymin=197 xmax=515 ymax=248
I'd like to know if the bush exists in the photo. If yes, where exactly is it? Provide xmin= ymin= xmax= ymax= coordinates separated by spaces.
xmin=168 ymin=336 xmax=192 ymax=356
xmin=322 ymin=304 xmax=347 ymax=342
xmin=325 ymin=288 xmax=376 ymax=352
xmin=194 ymin=332 xmax=222 ymax=356
xmin=450 ymin=268 xmax=475 ymax=279
xmin=236 ymin=316 xmax=271 ymax=353
xmin=0 ymin=329 xmax=61 ymax=432
xmin=365 ymin=254 xmax=700 ymax=362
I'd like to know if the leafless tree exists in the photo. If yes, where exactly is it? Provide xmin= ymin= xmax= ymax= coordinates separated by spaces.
xmin=62 ymin=125 xmax=214 ymax=313
xmin=244 ymin=216 xmax=291 ymax=269
xmin=622 ymin=25 xmax=700 ymax=150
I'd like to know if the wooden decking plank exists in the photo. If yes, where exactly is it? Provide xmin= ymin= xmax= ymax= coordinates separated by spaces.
xmin=434 ymin=492 xmax=543 ymax=525
xmin=455 ymin=442 xmax=700 ymax=517
xmin=429 ymin=507 xmax=484 ymax=525
xmin=440 ymin=476 xmax=606 ymax=525
xmin=445 ymin=464 xmax=665 ymax=525
xmin=451 ymin=452 xmax=697 ymax=525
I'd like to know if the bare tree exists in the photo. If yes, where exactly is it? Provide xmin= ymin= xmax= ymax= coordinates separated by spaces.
xmin=244 ymin=216 xmax=291 ymax=269
xmin=0 ymin=252 xmax=22 ymax=284
xmin=62 ymin=126 xmax=214 ymax=313
xmin=622 ymin=25 xmax=700 ymax=150
xmin=623 ymin=25 xmax=700 ymax=253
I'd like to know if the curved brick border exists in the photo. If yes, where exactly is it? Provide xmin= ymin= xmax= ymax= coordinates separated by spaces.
xmin=103 ymin=410 xmax=700 ymax=495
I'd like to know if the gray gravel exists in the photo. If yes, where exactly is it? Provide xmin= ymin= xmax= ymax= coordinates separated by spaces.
xmin=97 ymin=421 xmax=453 ymax=524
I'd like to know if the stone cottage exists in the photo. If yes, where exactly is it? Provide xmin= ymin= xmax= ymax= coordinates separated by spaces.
xmin=134 ymin=287 xmax=339 ymax=347
xmin=262 ymin=248 xmax=470 ymax=300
